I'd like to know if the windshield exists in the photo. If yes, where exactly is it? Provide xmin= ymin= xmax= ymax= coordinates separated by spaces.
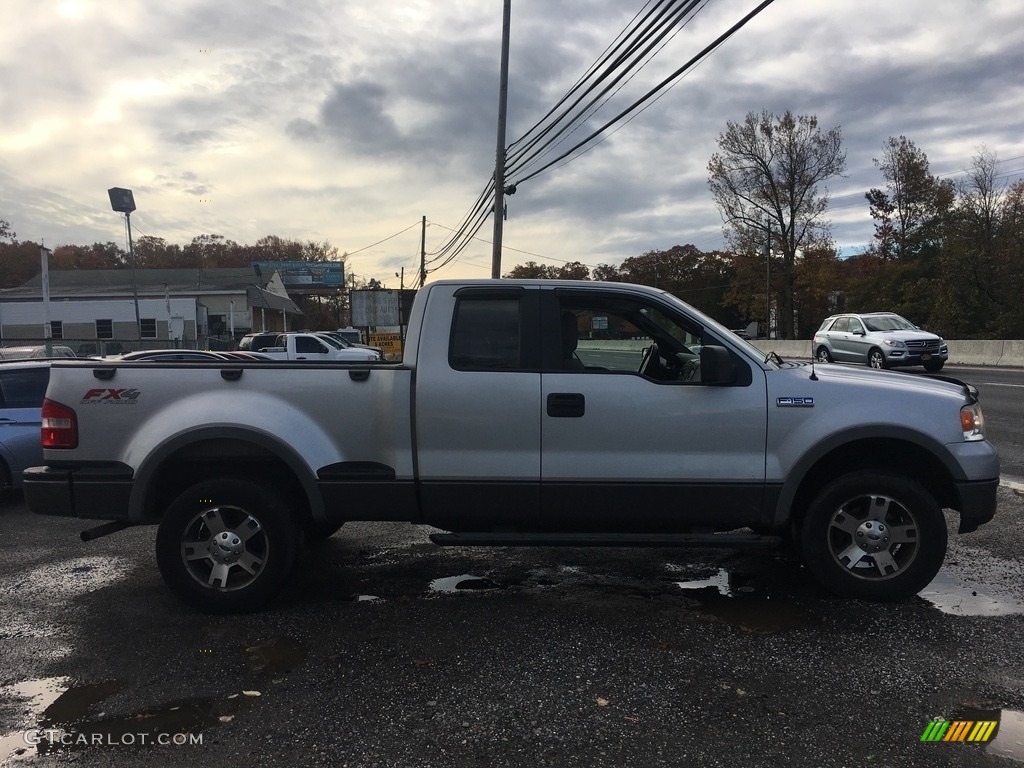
xmin=864 ymin=315 xmax=917 ymax=332
xmin=316 ymin=334 xmax=343 ymax=349
xmin=649 ymin=288 xmax=775 ymax=366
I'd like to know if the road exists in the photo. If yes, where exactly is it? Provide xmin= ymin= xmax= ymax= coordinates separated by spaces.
xmin=1 ymin=363 xmax=1022 ymax=768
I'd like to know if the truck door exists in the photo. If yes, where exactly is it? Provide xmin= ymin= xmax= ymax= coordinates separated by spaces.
xmin=292 ymin=335 xmax=333 ymax=361
xmin=540 ymin=288 xmax=768 ymax=532
xmin=414 ymin=286 xmax=543 ymax=530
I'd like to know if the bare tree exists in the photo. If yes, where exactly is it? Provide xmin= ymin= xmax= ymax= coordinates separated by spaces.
xmin=708 ymin=110 xmax=846 ymax=338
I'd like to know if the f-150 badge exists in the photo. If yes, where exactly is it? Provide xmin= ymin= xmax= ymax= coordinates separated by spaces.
xmin=777 ymin=397 xmax=814 ymax=407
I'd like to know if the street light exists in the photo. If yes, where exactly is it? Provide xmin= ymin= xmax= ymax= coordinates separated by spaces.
xmin=108 ymin=187 xmax=142 ymax=342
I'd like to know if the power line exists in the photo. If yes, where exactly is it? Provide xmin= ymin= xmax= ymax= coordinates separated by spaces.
xmin=430 ymin=0 xmax=771 ymax=277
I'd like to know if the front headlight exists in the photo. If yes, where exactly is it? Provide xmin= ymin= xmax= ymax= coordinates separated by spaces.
xmin=961 ymin=402 xmax=985 ymax=441
xmin=882 ymin=338 xmax=907 ymax=348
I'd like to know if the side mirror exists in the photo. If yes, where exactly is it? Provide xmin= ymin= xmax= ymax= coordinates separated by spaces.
xmin=851 ymin=329 xmax=864 ymax=336
xmin=700 ymin=345 xmax=737 ymax=385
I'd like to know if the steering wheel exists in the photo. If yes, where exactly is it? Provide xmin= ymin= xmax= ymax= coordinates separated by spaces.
xmin=640 ymin=343 xmax=678 ymax=380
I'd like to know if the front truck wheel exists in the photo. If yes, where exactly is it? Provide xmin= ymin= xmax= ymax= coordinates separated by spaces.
xmin=156 ymin=478 xmax=299 ymax=613
xmin=800 ymin=471 xmax=946 ymax=600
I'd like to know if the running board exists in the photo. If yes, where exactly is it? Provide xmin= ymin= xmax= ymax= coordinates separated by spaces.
xmin=429 ymin=532 xmax=782 ymax=548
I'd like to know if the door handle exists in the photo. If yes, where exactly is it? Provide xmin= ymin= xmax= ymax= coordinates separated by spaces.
xmin=547 ymin=392 xmax=585 ymax=418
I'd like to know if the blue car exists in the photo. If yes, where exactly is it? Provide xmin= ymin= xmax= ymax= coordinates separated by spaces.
xmin=0 ymin=361 xmax=49 ymax=491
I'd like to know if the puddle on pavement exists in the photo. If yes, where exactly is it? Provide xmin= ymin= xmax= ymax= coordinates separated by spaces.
xmin=1 ymin=676 xmax=244 ymax=762
xmin=988 ymin=708 xmax=1024 ymax=762
xmin=919 ymin=565 xmax=1024 ymax=616
xmin=951 ymin=707 xmax=1024 ymax=762
xmin=673 ymin=568 xmax=817 ymax=633
xmin=245 ymin=636 xmax=306 ymax=675
xmin=0 ymin=677 xmax=70 ymax=762
xmin=428 ymin=574 xmax=503 ymax=593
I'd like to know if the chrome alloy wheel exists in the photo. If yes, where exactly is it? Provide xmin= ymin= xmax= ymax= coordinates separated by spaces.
xmin=180 ymin=505 xmax=268 ymax=590
xmin=826 ymin=493 xmax=920 ymax=580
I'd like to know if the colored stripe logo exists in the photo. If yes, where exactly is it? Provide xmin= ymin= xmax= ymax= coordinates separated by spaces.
xmin=921 ymin=720 xmax=998 ymax=742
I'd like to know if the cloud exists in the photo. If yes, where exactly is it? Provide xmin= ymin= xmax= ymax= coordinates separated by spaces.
xmin=2 ymin=0 xmax=1024 ymax=282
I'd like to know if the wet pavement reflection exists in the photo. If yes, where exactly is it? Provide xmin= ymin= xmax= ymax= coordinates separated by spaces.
xmin=672 ymin=567 xmax=820 ymax=633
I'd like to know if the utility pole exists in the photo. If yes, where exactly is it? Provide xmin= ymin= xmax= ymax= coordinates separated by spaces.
xmin=419 ymin=215 xmax=427 ymax=288
xmin=762 ymin=219 xmax=771 ymax=340
xmin=490 ymin=0 xmax=511 ymax=279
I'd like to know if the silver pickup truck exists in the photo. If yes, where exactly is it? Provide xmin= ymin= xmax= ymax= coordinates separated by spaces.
xmin=24 ymin=279 xmax=1000 ymax=612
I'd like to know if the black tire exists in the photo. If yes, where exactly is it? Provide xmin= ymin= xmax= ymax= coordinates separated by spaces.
xmin=923 ymin=359 xmax=945 ymax=372
xmin=156 ymin=478 xmax=299 ymax=613
xmin=815 ymin=347 xmax=833 ymax=363
xmin=867 ymin=348 xmax=887 ymax=369
xmin=799 ymin=470 xmax=946 ymax=600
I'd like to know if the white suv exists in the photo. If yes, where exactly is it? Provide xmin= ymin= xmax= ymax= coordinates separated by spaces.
xmin=813 ymin=313 xmax=948 ymax=371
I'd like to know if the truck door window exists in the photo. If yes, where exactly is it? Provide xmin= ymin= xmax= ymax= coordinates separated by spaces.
xmin=450 ymin=297 xmax=523 ymax=371
xmin=557 ymin=295 xmax=705 ymax=383
xmin=295 ymin=336 xmax=327 ymax=354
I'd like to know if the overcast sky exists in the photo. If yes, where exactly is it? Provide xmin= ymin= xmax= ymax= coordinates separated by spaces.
xmin=2 ymin=0 xmax=1023 ymax=285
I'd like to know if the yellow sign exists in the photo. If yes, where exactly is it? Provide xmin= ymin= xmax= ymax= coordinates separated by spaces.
xmin=369 ymin=333 xmax=403 ymax=360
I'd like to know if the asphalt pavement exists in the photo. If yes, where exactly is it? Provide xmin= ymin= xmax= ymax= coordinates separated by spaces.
xmin=2 ymin=484 xmax=1023 ymax=768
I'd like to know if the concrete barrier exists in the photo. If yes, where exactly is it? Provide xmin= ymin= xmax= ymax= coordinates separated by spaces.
xmin=995 ymin=340 xmax=1024 ymax=367
xmin=579 ymin=338 xmax=1024 ymax=367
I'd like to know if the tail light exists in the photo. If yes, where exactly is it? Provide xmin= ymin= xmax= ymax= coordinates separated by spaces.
xmin=41 ymin=398 xmax=78 ymax=449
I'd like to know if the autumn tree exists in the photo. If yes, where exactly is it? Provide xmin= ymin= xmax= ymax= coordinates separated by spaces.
xmin=50 ymin=242 xmax=126 ymax=270
xmin=183 ymin=234 xmax=245 ymax=268
xmin=994 ymin=179 xmax=1024 ymax=336
xmin=0 ymin=239 xmax=43 ymax=288
xmin=133 ymin=235 xmax=185 ymax=269
xmin=503 ymin=261 xmax=590 ymax=279
xmin=865 ymin=136 xmax=954 ymax=263
xmin=708 ymin=110 xmax=846 ymax=338
xmin=860 ymin=137 xmax=954 ymax=326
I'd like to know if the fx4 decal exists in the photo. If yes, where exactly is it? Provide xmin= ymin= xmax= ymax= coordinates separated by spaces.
xmin=81 ymin=388 xmax=142 ymax=403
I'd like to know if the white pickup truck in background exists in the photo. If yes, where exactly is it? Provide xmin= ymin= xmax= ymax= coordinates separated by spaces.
xmin=258 ymin=332 xmax=380 ymax=361
xmin=24 ymin=279 xmax=999 ymax=612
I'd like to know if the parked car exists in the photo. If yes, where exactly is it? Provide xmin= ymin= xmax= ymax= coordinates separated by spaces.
xmin=813 ymin=312 xmax=948 ymax=371
xmin=0 ymin=361 xmax=49 ymax=490
xmin=0 ymin=345 xmax=76 ymax=360
xmin=116 ymin=350 xmax=234 ymax=362
xmin=238 ymin=333 xmax=282 ymax=353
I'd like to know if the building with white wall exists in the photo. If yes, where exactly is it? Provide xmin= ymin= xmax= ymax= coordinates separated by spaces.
xmin=0 ymin=267 xmax=302 ymax=354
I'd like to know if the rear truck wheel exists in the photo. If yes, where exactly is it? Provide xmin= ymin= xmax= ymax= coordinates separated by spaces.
xmin=923 ymin=359 xmax=945 ymax=372
xmin=867 ymin=348 xmax=887 ymax=369
xmin=815 ymin=347 xmax=833 ymax=363
xmin=799 ymin=471 xmax=946 ymax=600
xmin=156 ymin=478 xmax=299 ymax=613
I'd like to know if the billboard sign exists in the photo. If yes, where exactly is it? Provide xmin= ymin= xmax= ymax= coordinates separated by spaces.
xmin=253 ymin=261 xmax=345 ymax=288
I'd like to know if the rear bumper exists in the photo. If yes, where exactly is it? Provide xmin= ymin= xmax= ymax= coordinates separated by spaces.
xmin=23 ymin=464 xmax=133 ymax=521
xmin=954 ymin=478 xmax=999 ymax=533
